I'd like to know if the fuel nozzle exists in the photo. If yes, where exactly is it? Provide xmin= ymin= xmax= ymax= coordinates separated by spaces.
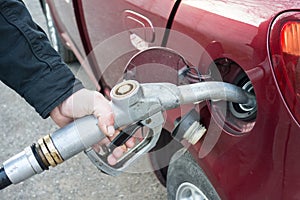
xmin=0 ymin=79 xmax=256 ymax=190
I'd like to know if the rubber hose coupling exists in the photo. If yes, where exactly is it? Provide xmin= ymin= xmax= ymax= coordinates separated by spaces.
xmin=0 ymin=166 xmax=12 ymax=190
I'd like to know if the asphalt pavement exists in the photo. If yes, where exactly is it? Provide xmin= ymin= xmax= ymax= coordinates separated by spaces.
xmin=0 ymin=1 xmax=167 ymax=199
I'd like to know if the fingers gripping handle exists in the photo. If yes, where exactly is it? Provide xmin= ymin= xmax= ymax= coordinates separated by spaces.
xmin=85 ymin=112 xmax=165 ymax=176
xmin=107 ymin=122 xmax=143 ymax=152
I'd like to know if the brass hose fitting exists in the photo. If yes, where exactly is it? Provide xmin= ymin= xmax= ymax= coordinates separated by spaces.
xmin=37 ymin=135 xmax=64 ymax=167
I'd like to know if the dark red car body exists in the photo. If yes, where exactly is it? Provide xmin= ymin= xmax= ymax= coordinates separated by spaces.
xmin=41 ymin=0 xmax=300 ymax=199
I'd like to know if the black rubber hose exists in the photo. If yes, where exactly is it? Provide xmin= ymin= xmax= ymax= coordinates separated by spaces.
xmin=0 ymin=166 xmax=12 ymax=190
xmin=161 ymin=0 xmax=182 ymax=47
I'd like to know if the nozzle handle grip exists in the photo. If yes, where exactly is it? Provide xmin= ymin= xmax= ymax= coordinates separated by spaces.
xmin=107 ymin=123 xmax=142 ymax=152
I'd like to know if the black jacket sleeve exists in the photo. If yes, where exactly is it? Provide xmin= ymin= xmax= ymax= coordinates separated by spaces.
xmin=0 ymin=0 xmax=83 ymax=118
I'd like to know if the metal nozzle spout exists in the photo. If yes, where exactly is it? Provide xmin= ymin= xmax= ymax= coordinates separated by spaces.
xmin=178 ymin=81 xmax=256 ymax=107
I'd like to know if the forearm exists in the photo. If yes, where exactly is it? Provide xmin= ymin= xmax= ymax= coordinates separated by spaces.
xmin=0 ymin=0 xmax=83 ymax=118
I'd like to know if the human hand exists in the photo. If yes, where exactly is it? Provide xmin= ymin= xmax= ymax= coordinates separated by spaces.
xmin=50 ymin=88 xmax=115 ymax=137
xmin=50 ymin=88 xmax=135 ymax=165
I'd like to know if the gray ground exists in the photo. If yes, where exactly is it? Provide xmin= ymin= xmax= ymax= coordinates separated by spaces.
xmin=0 ymin=1 xmax=167 ymax=199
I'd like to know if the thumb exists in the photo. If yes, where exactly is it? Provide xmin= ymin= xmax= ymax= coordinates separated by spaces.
xmin=93 ymin=92 xmax=115 ymax=137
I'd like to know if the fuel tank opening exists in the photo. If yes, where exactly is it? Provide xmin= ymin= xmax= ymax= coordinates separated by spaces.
xmin=228 ymin=76 xmax=257 ymax=121
xmin=210 ymin=58 xmax=257 ymax=135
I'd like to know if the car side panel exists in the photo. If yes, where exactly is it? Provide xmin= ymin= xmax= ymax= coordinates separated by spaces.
xmin=171 ymin=1 xmax=300 ymax=199
xmin=80 ymin=0 xmax=175 ymax=87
